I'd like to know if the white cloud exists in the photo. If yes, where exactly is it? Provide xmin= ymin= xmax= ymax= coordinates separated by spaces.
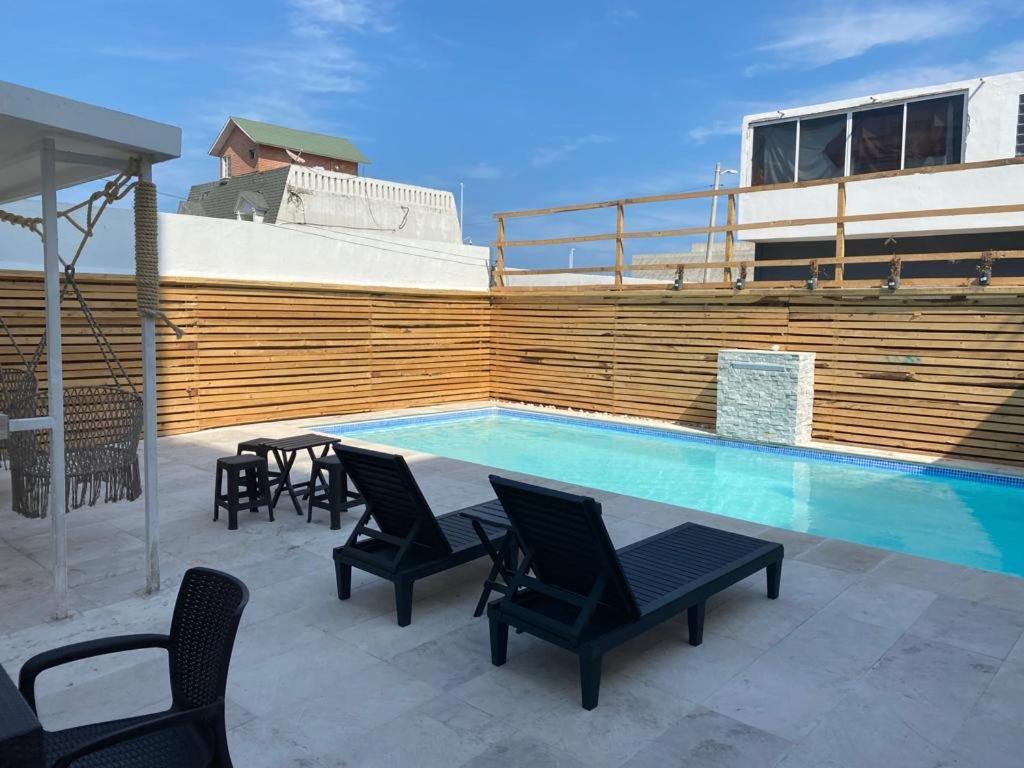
xmin=688 ymin=120 xmax=741 ymax=144
xmin=531 ymin=134 xmax=613 ymax=167
xmin=460 ymin=163 xmax=502 ymax=180
xmin=287 ymin=0 xmax=394 ymax=33
xmin=799 ymin=38 xmax=1024 ymax=103
xmin=98 ymin=44 xmax=194 ymax=62
xmin=750 ymin=2 xmax=985 ymax=71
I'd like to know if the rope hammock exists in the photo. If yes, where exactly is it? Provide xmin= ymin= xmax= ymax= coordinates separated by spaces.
xmin=0 ymin=366 xmax=35 ymax=467
xmin=0 ymin=166 xmax=183 ymax=518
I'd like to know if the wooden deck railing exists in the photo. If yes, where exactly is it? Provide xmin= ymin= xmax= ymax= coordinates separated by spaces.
xmin=491 ymin=156 xmax=1024 ymax=292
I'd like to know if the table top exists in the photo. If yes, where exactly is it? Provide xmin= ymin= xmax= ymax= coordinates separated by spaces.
xmin=265 ymin=434 xmax=340 ymax=452
xmin=0 ymin=664 xmax=42 ymax=764
xmin=457 ymin=499 xmax=510 ymax=529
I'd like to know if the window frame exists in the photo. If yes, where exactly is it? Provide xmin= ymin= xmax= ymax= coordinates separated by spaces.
xmin=1016 ymin=94 xmax=1024 ymax=157
xmin=748 ymin=89 xmax=968 ymax=185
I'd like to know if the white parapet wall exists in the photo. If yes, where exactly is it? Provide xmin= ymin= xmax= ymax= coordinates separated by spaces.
xmin=0 ymin=201 xmax=490 ymax=291
xmin=716 ymin=349 xmax=815 ymax=445
xmin=282 ymin=167 xmax=462 ymax=244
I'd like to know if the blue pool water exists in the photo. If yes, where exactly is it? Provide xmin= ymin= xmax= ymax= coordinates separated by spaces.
xmin=316 ymin=408 xmax=1024 ymax=577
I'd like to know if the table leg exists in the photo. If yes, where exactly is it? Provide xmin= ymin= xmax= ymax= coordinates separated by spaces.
xmin=471 ymin=519 xmax=514 ymax=618
xmin=272 ymin=449 xmax=302 ymax=515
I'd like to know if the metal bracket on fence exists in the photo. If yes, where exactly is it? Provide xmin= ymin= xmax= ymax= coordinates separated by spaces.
xmin=887 ymin=256 xmax=902 ymax=291
xmin=672 ymin=264 xmax=684 ymax=290
xmin=806 ymin=260 xmax=819 ymax=290
xmin=734 ymin=265 xmax=747 ymax=291
xmin=977 ymin=252 xmax=994 ymax=286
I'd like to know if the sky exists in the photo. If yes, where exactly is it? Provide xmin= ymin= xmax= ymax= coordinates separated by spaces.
xmin=2 ymin=0 xmax=1023 ymax=267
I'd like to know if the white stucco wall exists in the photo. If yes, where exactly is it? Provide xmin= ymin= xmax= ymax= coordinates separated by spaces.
xmin=0 ymin=202 xmax=490 ymax=291
xmin=738 ymin=70 xmax=1024 ymax=242
xmin=280 ymin=167 xmax=462 ymax=244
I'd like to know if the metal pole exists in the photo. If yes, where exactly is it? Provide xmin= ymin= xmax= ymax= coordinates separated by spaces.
xmin=703 ymin=163 xmax=722 ymax=282
xmin=41 ymin=138 xmax=69 ymax=619
xmin=139 ymin=158 xmax=161 ymax=594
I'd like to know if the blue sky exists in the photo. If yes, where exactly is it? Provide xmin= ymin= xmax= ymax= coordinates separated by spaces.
xmin=2 ymin=0 xmax=1022 ymax=265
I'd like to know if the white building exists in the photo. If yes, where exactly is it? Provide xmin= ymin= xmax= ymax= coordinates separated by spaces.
xmin=181 ymin=165 xmax=463 ymax=244
xmin=738 ymin=70 xmax=1024 ymax=276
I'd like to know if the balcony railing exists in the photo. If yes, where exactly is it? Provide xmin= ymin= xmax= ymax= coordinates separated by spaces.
xmin=492 ymin=156 xmax=1024 ymax=293
xmin=289 ymin=168 xmax=455 ymax=211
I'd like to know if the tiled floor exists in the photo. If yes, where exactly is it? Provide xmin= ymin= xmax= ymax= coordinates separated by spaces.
xmin=2 ymin=412 xmax=1023 ymax=767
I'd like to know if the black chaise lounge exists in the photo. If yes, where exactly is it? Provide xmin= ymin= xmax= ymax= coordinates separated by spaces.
xmin=487 ymin=476 xmax=784 ymax=710
xmin=18 ymin=567 xmax=249 ymax=768
xmin=333 ymin=444 xmax=509 ymax=626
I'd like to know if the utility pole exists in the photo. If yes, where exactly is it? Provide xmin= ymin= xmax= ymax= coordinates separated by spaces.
xmin=704 ymin=163 xmax=737 ymax=282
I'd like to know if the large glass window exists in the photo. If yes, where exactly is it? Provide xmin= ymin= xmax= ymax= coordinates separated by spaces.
xmin=851 ymin=105 xmax=904 ymax=174
xmin=798 ymin=114 xmax=847 ymax=181
xmin=751 ymin=121 xmax=796 ymax=185
xmin=905 ymin=96 xmax=963 ymax=168
xmin=749 ymin=93 xmax=967 ymax=184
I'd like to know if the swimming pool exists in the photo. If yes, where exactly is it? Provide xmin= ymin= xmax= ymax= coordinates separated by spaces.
xmin=315 ymin=407 xmax=1024 ymax=577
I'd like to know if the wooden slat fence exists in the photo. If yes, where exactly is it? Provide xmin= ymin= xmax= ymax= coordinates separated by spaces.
xmin=6 ymin=270 xmax=1024 ymax=466
xmin=491 ymin=290 xmax=1024 ymax=466
xmin=0 ymin=272 xmax=490 ymax=435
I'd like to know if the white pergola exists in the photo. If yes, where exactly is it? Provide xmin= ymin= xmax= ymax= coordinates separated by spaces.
xmin=0 ymin=81 xmax=181 ymax=618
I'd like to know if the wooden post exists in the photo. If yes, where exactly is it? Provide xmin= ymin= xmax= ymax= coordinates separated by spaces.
xmin=724 ymin=193 xmax=736 ymax=284
xmin=494 ymin=216 xmax=506 ymax=288
xmin=835 ymin=181 xmax=846 ymax=285
xmin=615 ymin=203 xmax=624 ymax=287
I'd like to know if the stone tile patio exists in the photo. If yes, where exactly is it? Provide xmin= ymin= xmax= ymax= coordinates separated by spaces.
xmin=2 ymin=411 xmax=1023 ymax=767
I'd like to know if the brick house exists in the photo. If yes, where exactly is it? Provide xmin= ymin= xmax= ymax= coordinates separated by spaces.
xmin=209 ymin=116 xmax=371 ymax=179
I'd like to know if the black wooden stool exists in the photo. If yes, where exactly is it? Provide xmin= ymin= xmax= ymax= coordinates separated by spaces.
xmin=307 ymin=454 xmax=362 ymax=530
xmin=214 ymin=455 xmax=273 ymax=530
xmin=237 ymin=438 xmax=283 ymax=500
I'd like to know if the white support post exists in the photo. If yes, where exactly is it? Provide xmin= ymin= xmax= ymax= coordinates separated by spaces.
xmin=139 ymin=158 xmax=161 ymax=594
xmin=41 ymin=138 xmax=69 ymax=619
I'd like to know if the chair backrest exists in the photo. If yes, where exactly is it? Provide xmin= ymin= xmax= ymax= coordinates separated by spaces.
xmin=334 ymin=445 xmax=451 ymax=554
xmin=490 ymin=476 xmax=640 ymax=623
xmin=168 ymin=568 xmax=249 ymax=710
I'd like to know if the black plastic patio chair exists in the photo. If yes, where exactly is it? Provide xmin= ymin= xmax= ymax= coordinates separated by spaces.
xmin=487 ymin=476 xmax=784 ymax=710
xmin=332 ymin=445 xmax=508 ymax=626
xmin=18 ymin=567 xmax=249 ymax=768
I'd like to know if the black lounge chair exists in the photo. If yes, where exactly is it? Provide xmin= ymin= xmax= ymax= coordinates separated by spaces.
xmin=18 ymin=567 xmax=248 ymax=768
xmin=487 ymin=476 xmax=784 ymax=710
xmin=333 ymin=445 xmax=509 ymax=626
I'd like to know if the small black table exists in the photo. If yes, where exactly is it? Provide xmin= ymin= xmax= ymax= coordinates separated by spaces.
xmin=257 ymin=435 xmax=342 ymax=516
xmin=459 ymin=501 xmax=519 ymax=617
xmin=1 ymin=664 xmax=43 ymax=766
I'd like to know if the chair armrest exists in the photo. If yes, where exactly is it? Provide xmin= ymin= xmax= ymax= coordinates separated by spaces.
xmin=19 ymin=634 xmax=170 ymax=711
xmin=51 ymin=701 xmax=221 ymax=768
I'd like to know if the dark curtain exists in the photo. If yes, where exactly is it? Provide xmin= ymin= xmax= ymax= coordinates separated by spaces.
xmin=798 ymin=114 xmax=847 ymax=181
xmin=851 ymin=105 xmax=903 ymax=174
xmin=752 ymin=121 xmax=796 ymax=185
xmin=905 ymin=95 xmax=964 ymax=168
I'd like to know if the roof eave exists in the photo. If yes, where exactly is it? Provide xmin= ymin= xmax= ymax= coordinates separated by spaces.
xmin=207 ymin=116 xmax=257 ymax=157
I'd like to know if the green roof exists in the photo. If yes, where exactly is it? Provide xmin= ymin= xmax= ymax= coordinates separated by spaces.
xmin=230 ymin=116 xmax=371 ymax=165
